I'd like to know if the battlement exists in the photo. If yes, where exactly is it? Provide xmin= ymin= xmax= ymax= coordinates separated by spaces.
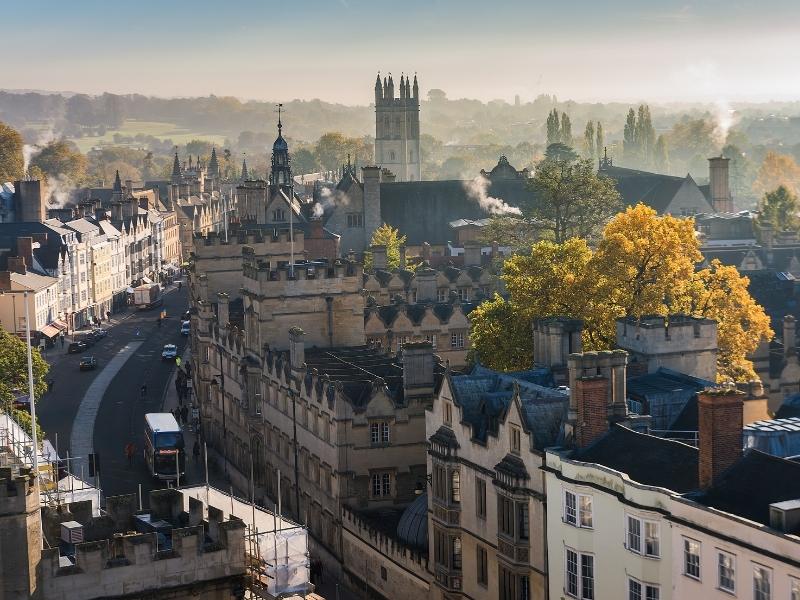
xmin=242 ymin=258 xmax=363 ymax=293
xmin=342 ymin=503 xmax=428 ymax=569
xmin=197 ymin=227 xmax=302 ymax=248
xmin=0 ymin=466 xmax=38 ymax=515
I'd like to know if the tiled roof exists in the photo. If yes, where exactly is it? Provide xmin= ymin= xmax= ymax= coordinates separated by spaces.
xmin=573 ymin=425 xmax=699 ymax=493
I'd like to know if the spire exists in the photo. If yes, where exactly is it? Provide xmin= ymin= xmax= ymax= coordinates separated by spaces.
xmin=188 ymin=155 xmax=193 ymax=170
xmin=375 ymin=72 xmax=382 ymax=103
xmin=383 ymin=76 xmax=388 ymax=98
xmin=400 ymin=74 xmax=406 ymax=99
xmin=208 ymin=147 xmax=220 ymax=179
xmin=241 ymin=156 xmax=249 ymax=181
xmin=113 ymin=169 xmax=122 ymax=192
xmin=171 ymin=151 xmax=182 ymax=184
xmin=388 ymin=73 xmax=394 ymax=99
xmin=412 ymin=73 xmax=419 ymax=100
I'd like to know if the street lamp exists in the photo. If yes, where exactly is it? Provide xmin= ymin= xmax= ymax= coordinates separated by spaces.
xmin=210 ymin=344 xmax=228 ymax=480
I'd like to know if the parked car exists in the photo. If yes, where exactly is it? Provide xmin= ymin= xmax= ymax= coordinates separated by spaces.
xmin=182 ymin=310 xmax=191 ymax=321
xmin=68 ymin=341 xmax=88 ymax=354
xmin=162 ymin=344 xmax=178 ymax=361
xmin=79 ymin=356 xmax=97 ymax=371
xmin=180 ymin=321 xmax=190 ymax=336
xmin=91 ymin=328 xmax=108 ymax=339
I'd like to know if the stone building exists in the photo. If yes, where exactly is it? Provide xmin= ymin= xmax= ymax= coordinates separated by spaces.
xmin=374 ymin=73 xmax=421 ymax=182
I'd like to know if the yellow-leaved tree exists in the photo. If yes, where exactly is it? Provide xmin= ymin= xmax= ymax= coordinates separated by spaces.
xmin=471 ymin=204 xmax=773 ymax=381
xmin=363 ymin=223 xmax=407 ymax=271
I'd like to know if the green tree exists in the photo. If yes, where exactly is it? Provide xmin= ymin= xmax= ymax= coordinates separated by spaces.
xmin=0 ymin=121 xmax=24 ymax=182
xmin=546 ymin=109 xmax=561 ymax=146
xmin=595 ymin=121 xmax=604 ymax=159
xmin=635 ymin=104 xmax=656 ymax=166
xmin=543 ymin=143 xmax=578 ymax=163
xmin=292 ymin=148 xmax=319 ymax=175
xmin=365 ymin=223 xmax=407 ymax=270
xmin=560 ymin=112 xmax=572 ymax=146
xmin=623 ymin=108 xmax=637 ymax=163
xmin=583 ymin=121 xmax=595 ymax=159
xmin=30 ymin=140 xmax=87 ymax=183
xmin=467 ymin=294 xmax=534 ymax=371
xmin=756 ymin=186 xmax=799 ymax=233
xmin=314 ymin=132 xmax=372 ymax=172
xmin=525 ymin=157 xmax=621 ymax=243
xmin=0 ymin=329 xmax=49 ymax=413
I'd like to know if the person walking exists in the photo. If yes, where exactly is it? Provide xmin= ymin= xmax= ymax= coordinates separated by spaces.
xmin=125 ymin=442 xmax=135 ymax=467
xmin=180 ymin=405 xmax=188 ymax=425
xmin=60 ymin=334 xmax=65 ymax=348
xmin=192 ymin=439 xmax=200 ymax=462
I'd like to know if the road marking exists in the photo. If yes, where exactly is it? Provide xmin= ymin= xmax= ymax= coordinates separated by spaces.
xmin=70 ymin=341 xmax=143 ymax=483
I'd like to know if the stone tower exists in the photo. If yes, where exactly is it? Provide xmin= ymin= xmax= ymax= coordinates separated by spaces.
xmin=0 ymin=467 xmax=42 ymax=598
xmin=374 ymin=72 xmax=421 ymax=182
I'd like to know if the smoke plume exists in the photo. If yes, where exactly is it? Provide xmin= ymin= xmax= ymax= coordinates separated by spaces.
xmin=463 ymin=175 xmax=522 ymax=215
xmin=312 ymin=186 xmax=349 ymax=218
xmin=46 ymin=174 xmax=75 ymax=209
xmin=23 ymin=129 xmax=57 ymax=172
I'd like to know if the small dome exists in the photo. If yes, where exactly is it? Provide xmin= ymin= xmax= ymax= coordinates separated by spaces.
xmin=396 ymin=492 xmax=428 ymax=549
xmin=273 ymin=135 xmax=288 ymax=151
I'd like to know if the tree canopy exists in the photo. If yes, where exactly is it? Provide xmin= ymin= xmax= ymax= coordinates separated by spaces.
xmin=471 ymin=204 xmax=772 ymax=381
xmin=0 ymin=328 xmax=49 ymax=413
xmin=0 ymin=121 xmax=24 ymax=182
xmin=753 ymin=152 xmax=800 ymax=198
xmin=756 ymin=186 xmax=799 ymax=234
xmin=30 ymin=139 xmax=87 ymax=183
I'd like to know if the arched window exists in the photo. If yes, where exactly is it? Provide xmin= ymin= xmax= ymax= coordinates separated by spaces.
xmin=451 ymin=470 xmax=461 ymax=503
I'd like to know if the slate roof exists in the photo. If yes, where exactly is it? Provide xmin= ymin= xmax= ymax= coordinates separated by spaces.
xmin=572 ymin=425 xmax=700 ymax=493
xmin=395 ymin=493 xmax=428 ymax=550
xmin=776 ymin=394 xmax=800 ymax=419
xmin=626 ymin=368 xmax=714 ymax=431
xmin=450 ymin=365 xmax=567 ymax=448
xmin=599 ymin=165 xmax=707 ymax=213
xmin=693 ymin=449 xmax=800 ymax=526
xmin=0 ymin=222 xmax=68 ymax=272
xmin=379 ymin=178 xmax=529 ymax=246
xmin=368 ymin=301 xmax=477 ymax=328
xmin=302 ymin=345 xmax=444 ymax=408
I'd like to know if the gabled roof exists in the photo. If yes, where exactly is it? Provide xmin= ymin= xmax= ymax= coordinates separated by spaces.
xmin=572 ymin=424 xmax=699 ymax=493
xmin=599 ymin=165 xmax=711 ymax=213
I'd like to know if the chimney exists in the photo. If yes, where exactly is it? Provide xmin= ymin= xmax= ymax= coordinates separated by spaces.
xmin=362 ymin=165 xmax=381 ymax=243
xmin=13 ymin=179 xmax=48 ymax=223
xmin=415 ymin=265 xmax=437 ymax=302
xmin=698 ymin=388 xmax=743 ymax=488
xmin=371 ymin=245 xmax=388 ymax=270
xmin=381 ymin=168 xmax=396 ymax=183
xmin=309 ymin=218 xmax=324 ymax=239
xmin=289 ymin=326 xmax=305 ymax=372
xmin=574 ymin=375 xmax=609 ymax=448
xmin=16 ymin=237 xmax=34 ymax=271
xmin=491 ymin=240 xmax=500 ymax=260
xmin=7 ymin=256 xmax=26 ymax=275
xmin=216 ymin=292 xmax=229 ymax=327
xmin=784 ymin=315 xmax=796 ymax=357
xmin=463 ymin=241 xmax=482 ymax=267
xmin=708 ymin=157 xmax=733 ymax=213
xmin=0 ymin=271 xmax=10 ymax=291
xmin=111 ymin=202 xmax=123 ymax=222
xmin=402 ymin=341 xmax=435 ymax=398
xmin=421 ymin=242 xmax=431 ymax=262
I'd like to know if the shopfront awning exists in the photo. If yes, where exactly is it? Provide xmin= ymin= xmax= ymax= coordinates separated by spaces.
xmin=40 ymin=324 xmax=61 ymax=338
xmin=53 ymin=320 xmax=68 ymax=331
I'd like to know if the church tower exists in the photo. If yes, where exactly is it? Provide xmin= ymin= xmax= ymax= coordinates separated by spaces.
xmin=374 ymin=72 xmax=421 ymax=181
xmin=269 ymin=107 xmax=292 ymax=190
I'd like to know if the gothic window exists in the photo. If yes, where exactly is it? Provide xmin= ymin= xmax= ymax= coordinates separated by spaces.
xmin=272 ymin=208 xmax=286 ymax=222
xmin=390 ymin=151 xmax=396 ymax=161
xmin=347 ymin=213 xmax=364 ymax=228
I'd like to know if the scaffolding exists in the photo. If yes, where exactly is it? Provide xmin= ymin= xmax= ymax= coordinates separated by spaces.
xmin=179 ymin=485 xmax=312 ymax=599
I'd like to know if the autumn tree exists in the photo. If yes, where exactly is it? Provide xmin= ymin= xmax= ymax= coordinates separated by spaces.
xmin=314 ymin=132 xmax=373 ymax=172
xmin=525 ymin=157 xmax=621 ymax=243
xmin=753 ymin=152 xmax=800 ymax=198
xmin=467 ymin=294 xmax=534 ymax=371
xmin=756 ymin=186 xmax=799 ymax=234
xmin=364 ymin=224 xmax=407 ymax=271
xmin=0 ymin=328 xmax=49 ymax=437
xmin=470 ymin=204 xmax=772 ymax=380
xmin=30 ymin=140 xmax=87 ymax=183
xmin=0 ymin=121 xmax=25 ymax=182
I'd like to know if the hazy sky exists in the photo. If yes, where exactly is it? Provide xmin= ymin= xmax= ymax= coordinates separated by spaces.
xmin=4 ymin=0 xmax=800 ymax=104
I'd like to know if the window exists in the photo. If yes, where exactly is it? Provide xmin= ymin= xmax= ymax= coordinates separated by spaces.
xmin=566 ymin=548 xmax=579 ymax=597
xmin=272 ymin=209 xmax=286 ymax=221
xmin=443 ymin=401 xmax=453 ymax=426
xmin=517 ymin=502 xmax=529 ymax=540
xmin=458 ymin=288 xmax=470 ymax=302
xmin=499 ymin=495 xmax=515 ymax=537
xmin=753 ymin=565 xmax=771 ymax=600
xmin=510 ymin=425 xmax=521 ymax=454
xmin=451 ymin=332 xmax=465 ymax=349
xmin=371 ymin=472 xmax=391 ymax=498
xmin=390 ymin=151 xmax=396 ymax=161
xmin=370 ymin=421 xmax=390 ymax=445
xmin=425 ymin=333 xmax=437 ymax=349
xmin=450 ymin=470 xmax=461 ymax=503
xmin=718 ymin=551 xmax=735 ymax=593
xmin=346 ymin=213 xmax=364 ymax=228
xmin=477 ymin=546 xmax=488 ymax=587
xmin=564 ymin=490 xmax=592 ymax=528
xmin=432 ymin=464 xmax=447 ymax=501
xmin=476 ymin=478 xmax=486 ymax=519
xmin=451 ymin=536 xmax=462 ymax=570
xmin=684 ymin=538 xmax=701 ymax=580
xmin=437 ymin=288 xmax=447 ymax=302
xmin=628 ymin=578 xmax=659 ymax=600
xmin=580 ymin=554 xmax=594 ymax=599
xmin=381 ymin=566 xmax=387 ymax=581
xmin=626 ymin=516 xmax=659 ymax=557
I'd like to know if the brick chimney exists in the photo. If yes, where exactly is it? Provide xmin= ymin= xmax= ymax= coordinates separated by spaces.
xmin=698 ymin=388 xmax=744 ymax=488
xmin=708 ymin=157 xmax=733 ymax=213
xmin=7 ymin=256 xmax=26 ymax=275
xmin=309 ymin=218 xmax=324 ymax=240
xmin=16 ymin=237 xmax=34 ymax=271
xmin=574 ymin=376 xmax=609 ymax=448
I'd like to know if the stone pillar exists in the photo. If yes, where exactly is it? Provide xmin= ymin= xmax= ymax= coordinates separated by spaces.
xmin=289 ymin=326 xmax=305 ymax=372
xmin=198 ymin=275 xmax=208 ymax=302
xmin=402 ymin=341 xmax=434 ymax=398
xmin=371 ymin=245 xmax=388 ymax=270
xmin=698 ymin=389 xmax=743 ymax=488
xmin=610 ymin=350 xmax=628 ymax=420
xmin=217 ymin=292 xmax=229 ymax=327
xmin=463 ymin=241 xmax=482 ymax=266
xmin=415 ymin=267 xmax=437 ymax=302
xmin=784 ymin=315 xmax=796 ymax=357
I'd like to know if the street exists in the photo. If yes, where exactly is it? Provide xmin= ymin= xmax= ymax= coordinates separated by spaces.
xmin=37 ymin=283 xmax=190 ymax=498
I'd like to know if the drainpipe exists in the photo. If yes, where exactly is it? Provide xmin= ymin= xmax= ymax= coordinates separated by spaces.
xmin=326 ymin=296 xmax=334 ymax=347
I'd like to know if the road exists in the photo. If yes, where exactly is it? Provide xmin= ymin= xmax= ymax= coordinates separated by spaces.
xmin=37 ymin=284 xmax=191 ymax=498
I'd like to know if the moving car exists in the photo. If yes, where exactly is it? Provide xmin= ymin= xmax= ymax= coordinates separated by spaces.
xmin=180 ymin=321 xmax=190 ymax=336
xmin=161 ymin=344 xmax=178 ymax=361
xmin=67 ymin=341 xmax=88 ymax=354
xmin=79 ymin=356 xmax=97 ymax=371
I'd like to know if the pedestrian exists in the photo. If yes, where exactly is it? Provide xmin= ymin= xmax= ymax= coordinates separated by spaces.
xmin=192 ymin=439 xmax=200 ymax=461
xmin=106 ymin=311 xmax=111 ymax=322
xmin=178 ymin=281 xmax=182 ymax=291
xmin=60 ymin=335 xmax=65 ymax=348
xmin=125 ymin=442 xmax=135 ymax=467
xmin=180 ymin=405 xmax=188 ymax=425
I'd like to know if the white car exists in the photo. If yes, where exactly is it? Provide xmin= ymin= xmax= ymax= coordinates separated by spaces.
xmin=180 ymin=321 xmax=190 ymax=336
xmin=162 ymin=344 xmax=178 ymax=361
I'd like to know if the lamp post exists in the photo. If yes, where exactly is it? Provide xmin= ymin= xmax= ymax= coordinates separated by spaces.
xmin=211 ymin=344 xmax=228 ymax=479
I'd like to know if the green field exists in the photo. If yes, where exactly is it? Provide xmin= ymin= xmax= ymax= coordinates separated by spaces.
xmin=66 ymin=119 xmax=228 ymax=153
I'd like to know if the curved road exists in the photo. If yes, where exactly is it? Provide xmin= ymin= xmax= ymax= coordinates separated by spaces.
xmin=38 ymin=285 xmax=189 ymax=498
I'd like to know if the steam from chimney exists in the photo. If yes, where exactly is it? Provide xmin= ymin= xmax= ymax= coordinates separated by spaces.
xmin=22 ymin=129 xmax=57 ymax=173
xmin=463 ymin=175 xmax=522 ymax=216
xmin=46 ymin=174 xmax=76 ymax=209
xmin=313 ymin=186 xmax=349 ymax=218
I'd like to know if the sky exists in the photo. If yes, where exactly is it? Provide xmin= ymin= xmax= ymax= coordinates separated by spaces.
xmin=3 ymin=0 xmax=800 ymax=105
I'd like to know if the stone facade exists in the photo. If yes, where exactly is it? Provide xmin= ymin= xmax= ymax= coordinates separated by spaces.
xmin=374 ymin=74 xmax=421 ymax=182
